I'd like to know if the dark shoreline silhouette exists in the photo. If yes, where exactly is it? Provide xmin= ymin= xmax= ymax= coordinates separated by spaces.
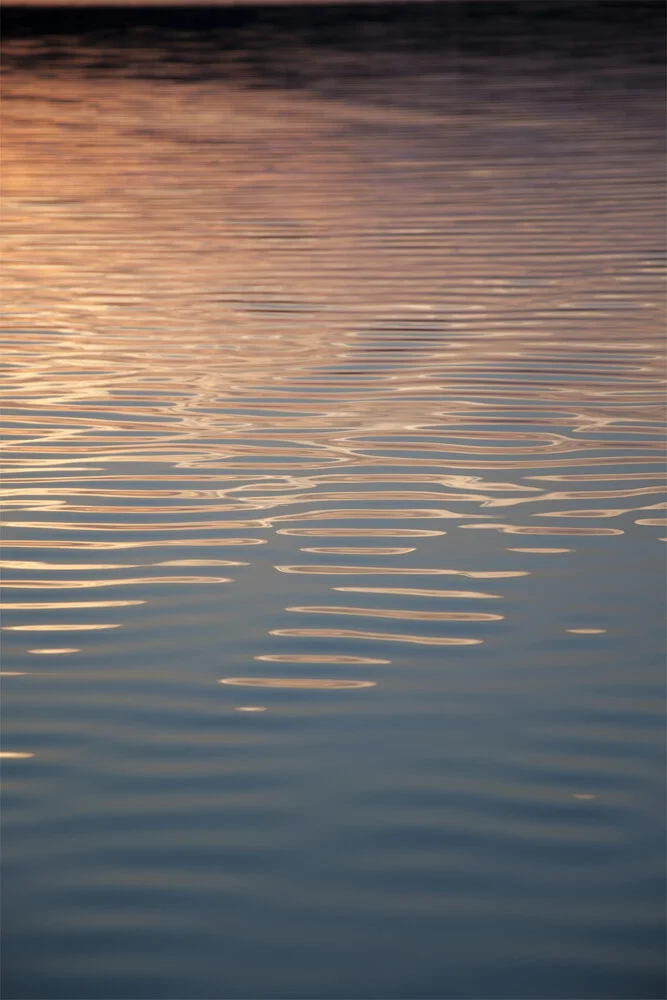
xmin=2 ymin=0 xmax=665 ymax=59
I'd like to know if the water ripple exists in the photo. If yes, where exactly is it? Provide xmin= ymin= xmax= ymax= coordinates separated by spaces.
xmin=1 ymin=8 xmax=664 ymax=999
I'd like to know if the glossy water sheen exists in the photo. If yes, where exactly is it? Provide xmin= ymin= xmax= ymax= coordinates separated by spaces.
xmin=1 ymin=5 xmax=665 ymax=999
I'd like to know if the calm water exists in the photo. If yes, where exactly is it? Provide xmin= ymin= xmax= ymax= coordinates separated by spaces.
xmin=1 ymin=4 xmax=666 ymax=998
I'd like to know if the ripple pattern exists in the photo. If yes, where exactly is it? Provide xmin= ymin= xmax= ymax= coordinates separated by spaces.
xmin=1 ymin=6 xmax=665 ymax=1000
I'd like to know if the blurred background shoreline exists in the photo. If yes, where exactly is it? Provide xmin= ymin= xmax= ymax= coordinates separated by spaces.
xmin=3 ymin=0 xmax=665 ymax=47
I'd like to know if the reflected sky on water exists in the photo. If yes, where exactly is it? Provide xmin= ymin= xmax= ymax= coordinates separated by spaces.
xmin=1 ymin=3 xmax=665 ymax=998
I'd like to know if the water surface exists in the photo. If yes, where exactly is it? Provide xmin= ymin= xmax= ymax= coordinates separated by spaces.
xmin=2 ymin=4 xmax=665 ymax=998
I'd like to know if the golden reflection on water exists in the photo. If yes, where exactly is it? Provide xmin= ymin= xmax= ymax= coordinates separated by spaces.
xmin=2 ymin=576 xmax=233 ymax=588
xmin=506 ymin=548 xmax=572 ymax=554
xmin=254 ymin=653 xmax=391 ymax=665
xmin=3 ymin=623 xmax=122 ymax=631
xmin=299 ymin=547 xmax=417 ymax=555
xmin=271 ymin=629 xmax=483 ymax=646
xmin=460 ymin=524 xmax=625 ymax=536
xmin=286 ymin=606 xmax=503 ymax=622
xmin=276 ymin=565 xmax=531 ymax=577
xmin=220 ymin=678 xmax=376 ymax=689
xmin=1 ymin=600 xmax=144 ymax=609
xmin=153 ymin=559 xmax=248 ymax=567
xmin=277 ymin=528 xmax=445 ymax=537
xmin=1 ymin=27 xmax=664 ymax=699
xmin=0 ymin=538 xmax=267 ymax=549
xmin=27 ymin=648 xmax=80 ymax=654
xmin=0 ymin=561 xmax=137 ymax=570
xmin=333 ymin=587 xmax=501 ymax=599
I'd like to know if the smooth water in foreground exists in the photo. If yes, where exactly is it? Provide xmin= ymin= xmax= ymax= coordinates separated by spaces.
xmin=1 ymin=4 xmax=665 ymax=998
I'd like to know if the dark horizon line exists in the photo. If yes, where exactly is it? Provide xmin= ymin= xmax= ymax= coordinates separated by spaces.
xmin=3 ymin=0 xmax=664 ymax=51
xmin=3 ymin=0 xmax=663 ymax=7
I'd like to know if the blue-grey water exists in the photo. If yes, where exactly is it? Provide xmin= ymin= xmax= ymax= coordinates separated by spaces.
xmin=1 ymin=4 xmax=665 ymax=998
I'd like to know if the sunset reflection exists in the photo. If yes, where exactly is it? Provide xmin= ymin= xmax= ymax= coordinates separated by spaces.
xmin=1 ymin=6 xmax=665 ymax=999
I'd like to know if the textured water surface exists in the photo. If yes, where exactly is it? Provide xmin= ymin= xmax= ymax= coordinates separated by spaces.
xmin=1 ymin=4 xmax=665 ymax=999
